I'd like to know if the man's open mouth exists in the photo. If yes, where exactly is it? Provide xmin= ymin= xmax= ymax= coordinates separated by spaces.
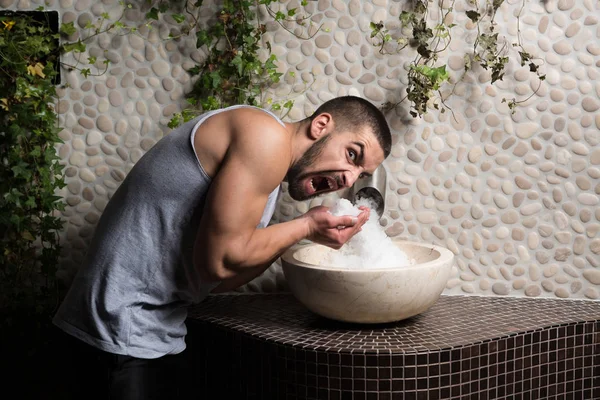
xmin=307 ymin=175 xmax=338 ymax=194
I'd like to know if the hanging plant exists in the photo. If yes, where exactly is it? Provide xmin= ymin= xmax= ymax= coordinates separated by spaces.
xmin=0 ymin=3 xmax=132 ymax=314
xmin=370 ymin=0 xmax=543 ymax=117
xmin=163 ymin=0 xmax=319 ymax=128
xmin=504 ymin=0 xmax=546 ymax=111
xmin=370 ymin=0 xmax=456 ymax=118
xmin=465 ymin=0 xmax=544 ymax=113
xmin=0 ymin=12 xmax=65 ymax=313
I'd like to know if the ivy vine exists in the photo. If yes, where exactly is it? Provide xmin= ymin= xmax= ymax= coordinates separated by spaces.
xmin=370 ymin=0 xmax=455 ymax=118
xmin=0 ymin=4 xmax=134 ymax=313
xmin=370 ymin=0 xmax=544 ymax=118
xmin=162 ymin=0 xmax=318 ymax=128
xmin=0 ymin=13 xmax=65 ymax=313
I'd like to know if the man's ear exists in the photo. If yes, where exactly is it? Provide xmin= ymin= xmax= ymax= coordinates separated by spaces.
xmin=309 ymin=113 xmax=333 ymax=140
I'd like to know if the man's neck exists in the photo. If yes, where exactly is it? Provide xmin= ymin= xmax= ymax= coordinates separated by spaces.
xmin=285 ymin=119 xmax=311 ymax=171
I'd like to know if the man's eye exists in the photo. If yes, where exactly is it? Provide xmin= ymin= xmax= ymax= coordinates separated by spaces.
xmin=359 ymin=173 xmax=365 ymax=179
xmin=348 ymin=150 xmax=357 ymax=161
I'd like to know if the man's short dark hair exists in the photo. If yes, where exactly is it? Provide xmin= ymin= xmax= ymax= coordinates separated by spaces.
xmin=309 ymin=96 xmax=392 ymax=158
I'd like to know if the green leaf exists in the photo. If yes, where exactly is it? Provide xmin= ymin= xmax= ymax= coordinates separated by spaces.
xmin=168 ymin=114 xmax=181 ymax=129
xmin=49 ymin=195 xmax=64 ymax=204
xmin=519 ymin=51 xmax=532 ymax=63
xmin=12 ymin=162 xmax=31 ymax=179
xmin=400 ymin=11 xmax=414 ymax=26
xmin=243 ymin=34 xmax=257 ymax=47
xmin=62 ymin=40 xmax=86 ymax=53
xmin=146 ymin=7 xmax=160 ymax=21
xmin=196 ymin=30 xmax=210 ymax=47
xmin=172 ymin=14 xmax=186 ymax=24
xmin=466 ymin=10 xmax=480 ymax=23
xmin=269 ymin=70 xmax=283 ymax=83
xmin=181 ymin=109 xmax=197 ymax=122
xmin=492 ymin=0 xmax=504 ymax=11
xmin=209 ymin=71 xmax=221 ymax=88
xmin=421 ymin=65 xmax=449 ymax=89
xmin=10 ymin=213 xmax=22 ymax=226
xmin=231 ymin=54 xmax=244 ymax=75
xmin=21 ymin=231 xmax=35 ymax=241
xmin=187 ymin=66 xmax=201 ymax=76
xmin=30 ymin=146 xmax=42 ymax=157
xmin=25 ymin=196 xmax=36 ymax=208
xmin=264 ymin=54 xmax=278 ymax=70
xmin=201 ymin=96 xmax=220 ymax=110
xmin=60 ymin=22 xmax=77 ymax=36
xmin=491 ymin=69 xmax=504 ymax=83
xmin=5 ymin=188 xmax=23 ymax=206
xmin=416 ymin=44 xmax=431 ymax=59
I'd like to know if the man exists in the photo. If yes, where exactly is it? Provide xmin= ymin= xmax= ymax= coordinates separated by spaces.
xmin=53 ymin=96 xmax=391 ymax=398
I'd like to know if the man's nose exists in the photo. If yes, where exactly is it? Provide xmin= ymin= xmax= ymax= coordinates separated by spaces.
xmin=344 ymin=169 xmax=362 ymax=187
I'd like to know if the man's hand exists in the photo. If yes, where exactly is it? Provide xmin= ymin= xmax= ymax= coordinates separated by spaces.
xmin=302 ymin=205 xmax=370 ymax=249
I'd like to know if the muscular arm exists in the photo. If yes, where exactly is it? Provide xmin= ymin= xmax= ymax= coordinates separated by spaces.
xmin=193 ymin=111 xmax=367 ymax=290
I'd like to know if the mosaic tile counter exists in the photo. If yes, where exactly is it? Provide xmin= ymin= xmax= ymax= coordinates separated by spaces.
xmin=186 ymin=294 xmax=599 ymax=400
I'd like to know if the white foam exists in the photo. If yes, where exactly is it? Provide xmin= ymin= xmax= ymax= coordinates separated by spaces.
xmin=321 ymin=198 xmax=414 ymax=269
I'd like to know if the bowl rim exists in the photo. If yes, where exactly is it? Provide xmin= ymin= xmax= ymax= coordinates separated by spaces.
xmin=281 ymin=238 xmax=455 ymax=273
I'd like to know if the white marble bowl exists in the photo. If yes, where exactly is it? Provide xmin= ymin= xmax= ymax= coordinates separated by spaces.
xmin=281 ymin=239 xmax=454 ymax=324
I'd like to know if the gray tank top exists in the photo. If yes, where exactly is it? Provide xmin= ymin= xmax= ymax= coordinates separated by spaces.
xmin=53 ymin=105 xmax=283 ymax=358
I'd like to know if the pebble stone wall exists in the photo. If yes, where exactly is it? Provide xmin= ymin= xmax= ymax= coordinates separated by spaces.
xmin=2 ymin=0 xmax=599 ymax=300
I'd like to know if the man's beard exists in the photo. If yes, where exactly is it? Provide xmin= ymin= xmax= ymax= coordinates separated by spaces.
xmin=286 ymin=134 xmax=332 ymax=201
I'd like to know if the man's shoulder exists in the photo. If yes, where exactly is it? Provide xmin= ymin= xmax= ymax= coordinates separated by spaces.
xmin=223 ymin=108 xmax=291 ymax=185
xmin=229 ymin=108 xmax=289 ymax=148
xmin=228 ymin=106 xmax=286 ymax=128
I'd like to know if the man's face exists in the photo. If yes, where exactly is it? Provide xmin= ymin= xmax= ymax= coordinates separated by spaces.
xmin=286 ymin=127 xmax=385 ymax=201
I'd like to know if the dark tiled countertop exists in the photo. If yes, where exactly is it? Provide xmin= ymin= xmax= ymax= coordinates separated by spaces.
xmin=187 ymin=294 xmax=600 ymax=399
xmin=188 ymin=293 xmax=600 ymax=353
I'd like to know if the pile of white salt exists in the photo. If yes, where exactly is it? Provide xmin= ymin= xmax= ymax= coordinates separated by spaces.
xmin=321 ymin=198 xmax=415 ymax=269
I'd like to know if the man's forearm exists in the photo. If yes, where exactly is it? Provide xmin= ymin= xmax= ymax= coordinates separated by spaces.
xmin=210 ymin=261 xmax=273 ymax=293
xmin=195 ymin=216 xmax=310 ymax=282
xmin=222 ymin=217 xmax=309 ymax=273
